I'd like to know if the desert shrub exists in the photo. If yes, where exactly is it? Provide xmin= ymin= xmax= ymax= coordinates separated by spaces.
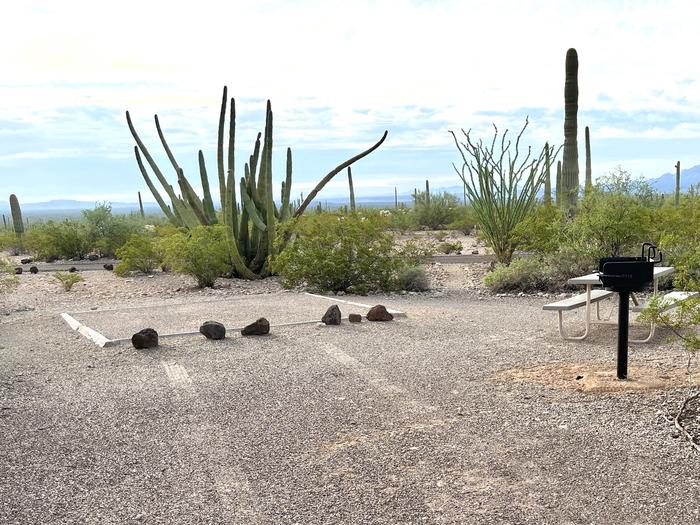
xmin=0 ymin=231 xmax=21 ymax=255
xmin=542 ymin=242 xmax=601 ymax=283
xmin=513 ymin=204 xmax=564 ymax=254
xmin=413 ymin=191 xmax=461 ymax=230
xmin=0 ymin=258 xmax=19 ymax=294
xmin=484 ymin=257 xmax=554 ymax=293
xmin=397 ymin=266 xmax=430 ymax=292
xmin=387 ymin=207 xmax=415 ymax=233
xmin=397 ymin=238 xmax=436 ymax=266
xmin=446 ymin=206 xmax=478 ymax=235
xmin=114 ymin=234 xmax=161 ymax=276
xmin=83 ymin=203 xmax=144 ymax=257
xmin=436 ymin=240 xmax=463 ymax=254
xmin=24 ymin=220 xmax=89 ymax=260
xmin=53 ymin=272 xmax=84 ymax=291
xmin=273 ymin=213 xmax=400 ymax=293
xmin=159 ymin=225 xmax=230 ymax=287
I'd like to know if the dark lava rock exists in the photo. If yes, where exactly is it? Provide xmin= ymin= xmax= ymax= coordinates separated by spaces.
xmin=349 ymin=313 xmax=362 ymax=323
xmin=20 ymin=258 xmax=32 ymax=264
xmin=29 ymin=266 xmax=39 ymax=274
xmin=103 ymin=263 xmax=114 ymax=271
xmin=87 ymin=253 xmax=99 ymax=261
xmin=321 ymin=305 xmax=342 ymax=325
xmin=200 ymin=321 xmax=226 ymax=340
xmin=131 ymin=328 xmax=158 ymax=349
xmin=367 ymin=305 xmax=393 ymax=322
xmin=14 ymin=267 xmax=22 ymax=275
xmin=68 ymin=267 xmax=78 ymax=273
xmin=241 ymin=318 xmax=270 ymax=336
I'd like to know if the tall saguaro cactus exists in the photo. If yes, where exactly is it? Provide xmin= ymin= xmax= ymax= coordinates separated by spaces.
xmin=347 ymin=167 xmax=356 ymax=211
xmin=9 ymin=194 xmax=24 ymax=238
xmin=543 ymin=142 xmax=552 ymax=206
xmin=675 ymin=161 xmax=681 ymax=205
xmin=561 ymin=48 xmax=580 ymax=216
xmin=584 ymin=126 xmax=592 ymax=195
xmin=127 ymin=86 xmax=387 ymax=279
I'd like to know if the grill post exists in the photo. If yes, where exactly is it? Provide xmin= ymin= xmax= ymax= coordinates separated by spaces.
xmin=617 ymin=291 xmax=629 ymax=380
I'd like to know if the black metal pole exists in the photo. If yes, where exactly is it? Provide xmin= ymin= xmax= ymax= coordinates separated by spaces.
xmin=617 ymin=291 xmax=629 ymax=379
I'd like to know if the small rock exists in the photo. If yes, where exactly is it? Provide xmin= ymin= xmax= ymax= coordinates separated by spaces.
xmin=200 ymin=321 xmax=226 ymax=340
xmin=71 ymin=256 xmax=82 ymax=261
xmin=87 ymin=253 xmax=99 ymax=261
xmin=103 ymin=263 xmax=114 ymax=271
xmin=131 ymin=328 xmax=158 ymax=349
xmin=336 ymin=290 xmax=345 ymax=296
xmin=29 ymin=266 xmax=38 ymax=274
xmin=367 ymin=305 xmax=393 ymax=322
xmin=321 ymin=305 xmax=342 ymax=325
xmin=45 ymin=255 xmax=58 ymax=263
xmin=349 ymin=313 xmax=362 ymax=323
xmin=241 ymin=318 xmax=270 ymax=336
xmin=14 ymin=267 xmax=22 ymax=275
xmin=68 ymin=267 xmax=78 ymax=273
xmin=20 ymin=257 xmax=32 ymax=264
xmin=471 ymin=250 xmax=479 ymax=255
xmin=575 ymin=375 xmax=584 ymax=380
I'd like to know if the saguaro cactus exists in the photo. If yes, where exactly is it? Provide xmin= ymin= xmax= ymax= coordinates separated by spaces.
xmin=9 ymin=194 xmax=24 ymax=238
xmin=584 ymin=126 xmax=592 ymax=195
xmin=138 ymin=191 xmax=145 ymax=218
xmin=675 ymin=161 xmax=681 ymax=205
xmin=561 ymin=48 xmax=580 ymax=216
xmin=347 ymin=166 xmax=356 ymax=211
xmin=543 ymin=142 xmax=552 ymax=206
xmin=425 ymin=179 xmax=430 ymax=205
xmin=555 ymin=160 xmax=562 ymax=208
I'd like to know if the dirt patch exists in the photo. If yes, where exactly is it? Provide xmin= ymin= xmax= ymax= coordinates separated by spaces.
xmin=494 ymin=362 xmax=699 ymax=393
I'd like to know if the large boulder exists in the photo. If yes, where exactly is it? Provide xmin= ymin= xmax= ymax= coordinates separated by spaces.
xmin=200 ymin=321 xmax=226 ymax=340
xmin=132 ymin=328 xmax=159 ymax=349
xmin=367 ymin=305 xmax=393 ymax=322
xmin=241 ymin=318 xmax=270 ymax=336
xmin=321 ymin=305 xmax=342 ymax=325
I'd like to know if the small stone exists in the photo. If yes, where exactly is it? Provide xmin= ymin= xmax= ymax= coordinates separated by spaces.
xmin=29 ymin=266 xmax=38 ymax=274
xmin=200 ymin=321 xmax=226 ymax=340
xmin=103 ymin=263 xmax=114 ymax=271
xmin=575 ymin=375 xmax=584 ymax=380
xmin=20 ymin=258 xmax=32 ymax=264
xmin=68 ymin=267 xmax=78 ymax=273
xmin=241 ymin=317 xmax=270 ymax=336
xmin=349 ymin=313 xmax=362 ymax=323
xmin=46 ymin=255 xmax=58 ymax=263
xmin=471 ymin=250 xmax=479 ymax=255
xmin=131 ymin=328 xmax=158 ymax=349
xmin=367 ymin=305 xmax=393 ymax=322
xmin=87 ymin=253 xmax=99 ymax=261
xmin=321 ymin=305 xmax=342 ymax=325
xmin=14 ymin=267 xmax=22 ymax=275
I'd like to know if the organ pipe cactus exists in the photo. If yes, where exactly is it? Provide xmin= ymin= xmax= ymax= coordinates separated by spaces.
xmin=543 ymin=142 xmax=552 ymax=206
xmin=9 ymin=194 xmax=23 ymax=238
xmin=561 ymin=48 xmax=580 ymax=216
xmin=126 ymin=86 xmax=387 ymax=279
xmin=584 ymin=126 xmax=592 ymax=195
xmin=675 ymin=161 xmax=681 ymax=206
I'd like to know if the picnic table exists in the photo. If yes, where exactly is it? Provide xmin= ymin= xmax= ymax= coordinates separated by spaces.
xmin=544 ymin=266 xmax=675 ymax=342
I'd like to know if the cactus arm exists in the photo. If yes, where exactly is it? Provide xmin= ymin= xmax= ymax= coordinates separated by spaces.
xmin=198 ymin=151 xmax=218 ymax=223
xmin=250 ymin=132 xmax=261 ymax=182
xmin=154 ymin=114 xmax=182 ymax=174
xmin=348 ymin=166 xmax=356 ymax=211
xmin=217 ymin=87 xmax=228 ymax=218
xmin=240 ymin=178 xmax=267 ymax=232
xmin=293 ymin=130 xmax=388 ymax=217
xmin=133 ymin=147 xmax=179 ymax=224
xmin=264 ymin=102 xmax=275 ymax=267
xmin=226 ymin=98 xmax=239 ymax=233
xmin=584 ymin=126 xmax=592 ymax=195
xmin=178 ymin=168 xmax=210 ymax=226
xmin=543 ymin=142 xmax=552 ymax=206
xmin=280 ymin=147 xmax=293 ymax=220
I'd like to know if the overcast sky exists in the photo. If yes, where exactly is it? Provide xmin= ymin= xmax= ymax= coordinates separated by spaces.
xmin=1 ymin=0 xmax=699 ymax=203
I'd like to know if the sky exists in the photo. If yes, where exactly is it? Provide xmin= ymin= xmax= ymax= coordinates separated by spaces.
xmin=1 ymin=0 xmax=699 ymax=204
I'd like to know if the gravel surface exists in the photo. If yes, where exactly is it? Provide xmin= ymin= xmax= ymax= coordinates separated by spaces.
xmin=2 ymin=267 xmax=700 ymax=524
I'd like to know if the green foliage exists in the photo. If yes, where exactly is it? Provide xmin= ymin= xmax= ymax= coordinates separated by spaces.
xmin=513 ymin=205 xmax=565 ymax=254
xmin=159 ymin=225 xmax=231 ymax=288
xmin=397 ymin=266 xmax=430 ymax=292
xmin=396 ymin=238 xmax=436 ymax=266
xmin=446 ymin=206 xmax=478 ymax=235
xmin=0 ymin=258 xmax=19 ymax=294
xmin=114 ymin=234 xmax=161 ymax=276
xmin=436 ymin=240 xmax=463 ymax=254
xmin=83 ymin=202 xmax=144 ymax=257
xmin=450 ymin=119 xmax=559 ymax=265
xmin=24 ymin=220 xmax=89 ymax=260
xmin=483 ymin=257 xmax=554 ymax=293
xmin=387 ymin=207 xmax=414 ymax=233
xmin=273 ymin=214 xmax=401 ymax=293
xmin=53 ymin=272 xmax=84 ymax=291
xmin=413 ymin=191 xmax=460 ymax=229
xmin=0 ymin=230 xmax=21 ymax=255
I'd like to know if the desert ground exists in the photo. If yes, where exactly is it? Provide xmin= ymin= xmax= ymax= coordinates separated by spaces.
xmin=1 ymin=251 xmax=699 ymax=524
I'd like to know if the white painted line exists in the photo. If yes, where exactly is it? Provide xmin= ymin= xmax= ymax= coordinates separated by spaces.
xmin=304 ymin=292 xmax=407 ymax=317
xmin=161 ymin=362 xmax=193 ymax=388
xmin=60 ymin=313 xmax=112 ymax=348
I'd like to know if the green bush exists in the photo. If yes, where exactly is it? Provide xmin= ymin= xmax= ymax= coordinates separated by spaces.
xmin=0 ymin=258 xmax=19 ymax=294
xmin=413 ymin=191 xmax=461 ymax=230
xmin=397 ymin=238 xmax=436 ymax=266
xmin=273 ymin=213 xmax=400 ymax=293
xmin=397 ymin=266 xmax=430 ymax=292
xmin=484 ymin=257 xmax=554 ymax=293
xmin=114 ymin=234 xmax=161 ymax=276
xmin=436 ymin=240 xmax=463 ymax=254
xmin=0 ymin=231 xmax=21 ymax=255
xmin=24 ymin=220 xmax=89 ymax=260
xmin=53 ymin=272 xmax=84 ymax=291
xmin=83 ymin=203 xmax=144 ymax=257
xmin=387 ymin=207 xmax=415 ymax=233
xmin=513 ymin=205 xmax=564 ymax=254
xmin=446 ymin=206 xmax=478 ymax=235
xmin=159 ymin=225 xmax=231 ymax=287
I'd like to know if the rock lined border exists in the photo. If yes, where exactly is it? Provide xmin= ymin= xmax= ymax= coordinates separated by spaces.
xmin=60 ymin=292 xmax=406 ymax=348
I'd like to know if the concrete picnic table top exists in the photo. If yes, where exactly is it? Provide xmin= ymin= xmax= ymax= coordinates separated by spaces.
xmin=567 ymin=266 xmax=674 ymax=286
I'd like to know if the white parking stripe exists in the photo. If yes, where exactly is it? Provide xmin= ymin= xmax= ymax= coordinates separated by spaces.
xmin=161 ymin=362 xmax=193 ymax=388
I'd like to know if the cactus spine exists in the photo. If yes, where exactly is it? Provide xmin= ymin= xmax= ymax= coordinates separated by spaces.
xmin=348 ymin=167 xmax=356 ymax=211
xmin=543 ymin=142 xmax=552 ymax=206
xmin=127 ymin=86 xmax=387 ymax=279
xmin=561 ymin=48 xmax=580 ymax=216
xmin=675 ymin=161 xmax=681 ymax=205
xmin=9 ymin=194 xmax=24 ymax=238
xmin=584 ymin=126 xmax=592 ymax=195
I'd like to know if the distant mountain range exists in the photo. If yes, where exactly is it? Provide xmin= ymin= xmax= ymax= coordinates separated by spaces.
xmin=2 ymin=164 xmax=699 ymax=217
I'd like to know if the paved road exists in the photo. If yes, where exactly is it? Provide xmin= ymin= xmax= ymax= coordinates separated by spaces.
xmin=1 ymin=293 xmax=698 ymax=523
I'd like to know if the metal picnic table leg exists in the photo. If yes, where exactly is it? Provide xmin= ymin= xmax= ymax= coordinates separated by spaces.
xmin=557 ymin=284 xmax=592 ymax=341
